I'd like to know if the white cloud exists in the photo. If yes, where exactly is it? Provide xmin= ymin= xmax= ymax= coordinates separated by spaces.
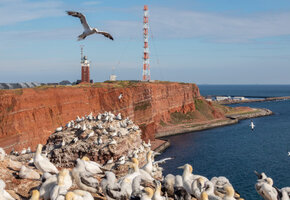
xmin=0 ymin=0 xmax=64 ymax=26
xmin=105 ymin=7 xmax=290 ymax=43
xmin=82 ymin=1 xmax=101 ymax=6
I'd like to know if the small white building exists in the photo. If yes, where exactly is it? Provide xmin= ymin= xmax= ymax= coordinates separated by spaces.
xmin=110 ymin=74 xmax=117 ymax=81
xmin=215 ymin=96 xmax=231 ymax=101
xmin=233 ymin=96 xmax=247 ymax=101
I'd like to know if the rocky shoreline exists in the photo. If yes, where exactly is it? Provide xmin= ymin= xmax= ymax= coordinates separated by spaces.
xmin=155 ymin=108 xmax=273 ymax=141
xmin=219 ymin=96 xmax=290 ymax=105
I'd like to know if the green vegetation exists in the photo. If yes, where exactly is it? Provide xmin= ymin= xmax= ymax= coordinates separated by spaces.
xmin=170 ymin=111 xmax=198 ymax=124
xmin=194 ymin=99 xmax=215 ymax=120
xmin=134 ymin=101 xmax=151 ymax=111
xmin=160 ymin=120 xmax=167 ymax=127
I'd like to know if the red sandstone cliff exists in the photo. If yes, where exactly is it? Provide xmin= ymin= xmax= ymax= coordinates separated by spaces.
xmin=0 ymin=82 xmax=225 ymax=151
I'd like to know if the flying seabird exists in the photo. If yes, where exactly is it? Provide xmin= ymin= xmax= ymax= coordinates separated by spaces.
xmin=66 ymin=11 xmax=114 ymax=41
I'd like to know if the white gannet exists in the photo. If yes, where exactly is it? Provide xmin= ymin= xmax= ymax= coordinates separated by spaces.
xmin=73 ymin=137 xmax=79 ymax=143
xmin=76 ymin=116 xmax=82 ymax=122
xmin=97 ymin=123 xmax=103 ymax=130
xmin=87 ymin=112 xmax=93 ymax=121
xmin=203 ymin=181 xmax=221 ymax=200
xmin=101 ymin=171 xmax=120 ymax=200
xmin=81 ymin=124 xmax=87 ymax=131
xmin=50 ymin=169 xmax=72 ymax=200
xmin=97 ymin=137 xmax=103 ymax=145
xmin=223 ymin=186 xmax=236 ymax=200
xmin=97 ymin=114 xmax=102 ymax=121
xmin=106 ymin=178 xmax=132 ymax=199
xmin=103 ymin=129 xmax=108 ymax=135
xmin=81 ymin=156 xmax=102 ymax=174
xmin=131 ymin=176 xmax=142 ymax=199
xmin=141 ymin=151 xmax=153 ymax=175
xmin=27 ymin=147 xmax=31 ymax=153
xmin=72 ymin=159 xmax=98 ymax=193
xmin=133 ymin=125 xmax=139 ymax=131
xmin=0 ymin=179 xmax=15 ymax=200
xmin=56 ymin=127 xmax=63 ymax=132
xmin=279 ymin=187 xmax=290 ymax=200
xmin=0 ymin=148 xmax=5 ymax=161
xmin=66 ymin=121 xmax=72 ymax=128
xmin=34 ymin=144 xmax=59 ymax=174
xmin=250 ymin=120 xmax=255 ymax=131
xmin=256 ymin=177 xmax=278 ymax=200
xmin=178 ymin=164 xmax=203 ymax=195
xmin=65 ymin=190 xmax=94 ymax=200
xmin=118 ymin=93 xmax=123 ymax=100
xmin=39 ymin=174 xmax=58 ymax=200
xmin=164 ymin=174 xmax=175 ymax=196
xmin=153 ymin=180 xmax=166 ymax=200
xmin=116 ymin=113 xmax=122 ymax=120
xmin=117 ymin=156 xmax=126 ymax=165
xmin=86 ymin=131 xmax=94 ymax=139
xmin=30 ymin=190 xmax=40 ymax=200
xmin=110 ymin=131 xmax=117 ymax=137
xmin=192 ymin=177 xmax=206 ymax=199
xmin=107 ymin=158 xmax=114 ymax=164
xmin=109 ymin=139 xmax=117 ymax=145
xmin=174 ymin=175 xmax=191 ymax=200
xmin=131 ymin=158 xmax=154 ymax=182
xmin=61 ymin=140 xmax=65 ymax=147
xmin=21 ymin=148 xmax=27 ymax=155
xmin=141 ymin=187 xmax=154 ymax=200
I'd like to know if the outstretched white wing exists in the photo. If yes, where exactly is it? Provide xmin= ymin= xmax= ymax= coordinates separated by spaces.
xmin=67 ymin=11 xmax=90 ymax=31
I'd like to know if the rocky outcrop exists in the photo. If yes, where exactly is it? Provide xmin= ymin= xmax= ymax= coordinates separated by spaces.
xmin=0 ymin=82 xmax=225 ymax=151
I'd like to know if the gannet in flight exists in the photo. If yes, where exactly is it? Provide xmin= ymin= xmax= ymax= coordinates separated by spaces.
xmin=250 ymin=120 xmax=255 ymax=131
xmin=66 ymin=11 xmax=114 ymax=41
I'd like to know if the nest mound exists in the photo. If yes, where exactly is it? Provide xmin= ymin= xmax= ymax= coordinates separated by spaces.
xmin=44 ymin=112 xmax=150 ymax=173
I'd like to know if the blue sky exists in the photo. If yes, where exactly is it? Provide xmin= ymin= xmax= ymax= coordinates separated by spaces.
xmin=1 ymin=0 xmax=290 ymax=84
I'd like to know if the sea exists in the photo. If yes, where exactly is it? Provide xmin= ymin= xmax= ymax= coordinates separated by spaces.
xmin=157 ymin=85 xmax=290 ymax=199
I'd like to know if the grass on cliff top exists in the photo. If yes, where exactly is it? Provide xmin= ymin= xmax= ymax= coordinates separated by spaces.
xmin=170 ymin=111 xmax=199 ymax=124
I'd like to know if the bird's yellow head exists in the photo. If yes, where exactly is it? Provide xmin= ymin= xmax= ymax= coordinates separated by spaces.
xmin=201 ymin=192 xmax=208 ymax=200
xmin=198 ymin=177 xmax=205 ymax=185
xmin=131 ymin=157 xmax=139 ymax=165
xmin=224 ymin=186 xmax=235 ymax=197
xmin=30 ymin=190 xmax=40 ymax=200
xmin=188 ymin=164 xmax=193 ymax=173
xmin=58 ymin=169 xmax=68 ymax=186
xmin=36 ymin=144 xmax=43 ymax=154
xmin=144 ymin=187 xmax=154 ymax=198
xmin=81 ymin=156 xmax=90 ymax=161
xmin=65 ymin=192 xmax=75 ymax=200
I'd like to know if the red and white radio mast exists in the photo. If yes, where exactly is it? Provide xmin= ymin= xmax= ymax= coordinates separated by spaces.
xmin=142 ymin=5 xmax=150 ymax=81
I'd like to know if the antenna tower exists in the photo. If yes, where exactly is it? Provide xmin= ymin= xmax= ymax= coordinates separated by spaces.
xmin=142 ymin=5 xmax=150 ymax=81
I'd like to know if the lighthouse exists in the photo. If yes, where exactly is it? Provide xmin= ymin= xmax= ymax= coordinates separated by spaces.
xmin=81 ymin=56 xmax=90 ymax=83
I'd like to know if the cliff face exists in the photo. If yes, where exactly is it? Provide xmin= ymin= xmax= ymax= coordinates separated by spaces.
xmin=0 ymin=82 xmax=225 ymax=151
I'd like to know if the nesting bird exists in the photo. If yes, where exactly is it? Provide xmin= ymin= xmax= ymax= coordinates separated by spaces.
xmin=34 ymin=144 xmax=59 ymax=174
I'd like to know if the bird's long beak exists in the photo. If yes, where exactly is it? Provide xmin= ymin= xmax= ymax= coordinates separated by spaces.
xmin=254 ymin=171 xmax=262 ymax=179
xmin=177 ymin=165 xmax=185 ymax=169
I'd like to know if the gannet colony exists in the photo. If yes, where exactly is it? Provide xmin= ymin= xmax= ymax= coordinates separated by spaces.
xmin=0 ymin=112 xmax=288 ymax=200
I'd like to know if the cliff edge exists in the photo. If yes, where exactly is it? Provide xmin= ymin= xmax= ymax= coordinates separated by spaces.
xmin=0 ymin=81 xmax=226 ymax=151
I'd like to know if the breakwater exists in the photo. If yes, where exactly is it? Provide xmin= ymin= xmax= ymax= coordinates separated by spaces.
xmin=220 ymin=96 xmax=290 ymax=105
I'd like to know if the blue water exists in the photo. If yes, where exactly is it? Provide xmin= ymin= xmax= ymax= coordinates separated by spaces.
xmin=198 ymin=84 xmax=290 ymax=98
xmin=157 ymin=85 xmax=290 ymax=199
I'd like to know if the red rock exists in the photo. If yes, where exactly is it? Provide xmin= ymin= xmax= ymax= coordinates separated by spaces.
xmin=0 ymin=82 xmax=225 ymax=151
